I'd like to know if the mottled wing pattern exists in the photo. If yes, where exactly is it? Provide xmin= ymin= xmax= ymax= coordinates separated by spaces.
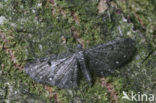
xmin=85 ymin=38 xmax=136 ymax=76
xmin=24 ymin=53 xmax=79 ymax=88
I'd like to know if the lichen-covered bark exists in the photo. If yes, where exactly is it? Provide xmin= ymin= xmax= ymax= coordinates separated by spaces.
xmin=0 ymin=0 xmax=156 ymax=103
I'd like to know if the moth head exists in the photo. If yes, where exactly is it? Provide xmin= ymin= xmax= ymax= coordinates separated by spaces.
xmin=77 ymin=43 xmax=83 ymax=51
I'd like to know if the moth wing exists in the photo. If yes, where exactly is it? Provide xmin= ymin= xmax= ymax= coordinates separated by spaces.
xmin=85 ymin=38 xmax=136 ymax=76
xmin=24 ymin=53 xmax=79 ymax=88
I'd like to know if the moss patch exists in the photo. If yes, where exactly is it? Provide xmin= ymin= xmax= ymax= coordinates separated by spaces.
xmin=0 ymin=0 xmax=156 ymax=102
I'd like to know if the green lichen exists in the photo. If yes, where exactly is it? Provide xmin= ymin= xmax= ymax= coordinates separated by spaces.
xmin=0 ymin=0 xmax=156 ymax=103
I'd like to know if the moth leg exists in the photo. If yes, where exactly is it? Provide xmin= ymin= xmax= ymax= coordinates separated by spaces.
xmin=77 ymin=51 xmax=92 ymax=86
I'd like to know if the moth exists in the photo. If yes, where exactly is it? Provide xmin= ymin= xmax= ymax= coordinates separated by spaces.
xmin=24 ymin=38 xmax=136 ymax=88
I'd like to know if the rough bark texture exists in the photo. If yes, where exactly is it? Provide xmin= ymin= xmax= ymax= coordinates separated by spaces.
xmin=0 ymin=0 xmax=156 ymax=103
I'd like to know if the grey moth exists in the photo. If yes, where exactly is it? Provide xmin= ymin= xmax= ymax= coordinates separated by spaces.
xmin=24 ymin=38 xmax=136 ymax=88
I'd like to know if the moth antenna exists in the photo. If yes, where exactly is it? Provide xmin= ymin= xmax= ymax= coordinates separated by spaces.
xmin=64 ymin=44 xmax=74 ymax=53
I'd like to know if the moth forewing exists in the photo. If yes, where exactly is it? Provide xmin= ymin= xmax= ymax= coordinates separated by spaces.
xmin=85 ymin=38 xmax=136 ymax=76
xmin=24 ymin=53 xmax=79 ymax=88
